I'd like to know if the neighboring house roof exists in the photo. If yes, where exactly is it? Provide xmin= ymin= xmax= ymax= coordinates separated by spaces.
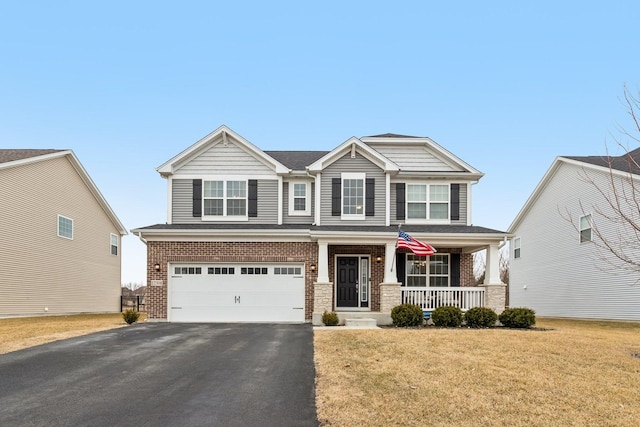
xmin=508 ymin=148 xmax=640 ymax=233
xmin=264 ymin=151 xmax=329 ymax=170
xmin=0 ymin=149 xmax=128 ymax=235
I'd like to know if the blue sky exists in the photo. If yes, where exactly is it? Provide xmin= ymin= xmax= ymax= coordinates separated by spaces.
xmin=2 ymin=1 xmax=639 ymax=284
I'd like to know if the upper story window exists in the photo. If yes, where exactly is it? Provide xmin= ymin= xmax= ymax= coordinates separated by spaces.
xmin=58 ymin=215 xmax=73 ymax=239
xmin=579 ymin=214 xmax=592 ymax=243
xmin=110 ymin=233 xmax=118 ymax=255
xmin=405 ymin=254 xmax=450 ymax=287
xmin=203 ymin=180 xmax=247 ymax=219
xmin=513 ymin=237 xmax=521 ymax=259
xmin=406 ymin=183 xmax=449 ymax=222
xmin=342 ymin=172 xmax=365 ymax=219
xmin=289 ymin=181 xmax=311 ymax=216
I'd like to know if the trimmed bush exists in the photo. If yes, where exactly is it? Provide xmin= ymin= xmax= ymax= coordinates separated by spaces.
xmin=499 ymin=307 xmax=536 ymax=328
xmin=464 ymin=307 xmax=498 ymax=328
xmin=431 ymin=305 xmax=463 ymax=327
xmin=391 ymin=303 xmax=424 ymax=327
xmin=321 ymin=310 xmax=339 ymax=326
xmin=122 ymin=309 xmax=140 ymax=325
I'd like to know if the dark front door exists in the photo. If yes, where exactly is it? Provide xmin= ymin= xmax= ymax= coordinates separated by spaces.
xmin=336 ymin=257 xmax=358 ymax=307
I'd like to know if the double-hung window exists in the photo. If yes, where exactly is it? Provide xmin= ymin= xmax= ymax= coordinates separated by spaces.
xmin=342 ymin=173 xmax=365 ymax=219
xmin=406 ymin=183 xmax=449 ymax=222
xmin=289 ymin=181 xmax=310 ymax=216
xmin=110 ymin=233 xmax=119 ymax=255
xmin=405 ymin=254 xmax=450 ymax=287
xmin=203 ymin=180 xmax=247 ymax=219
xmin=58 ymin=215 xmax=73 ymax=239
xmin=513 ymin=237 xmax=521 ymax=259
xmin=579 ymin=214 xmax=592 ymax=243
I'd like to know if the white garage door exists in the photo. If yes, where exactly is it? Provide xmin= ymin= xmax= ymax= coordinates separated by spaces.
xmin=169 ymin=263 xmax=305 ymax=323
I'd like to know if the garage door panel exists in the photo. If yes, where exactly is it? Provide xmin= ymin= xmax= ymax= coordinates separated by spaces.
xmin=169 ymin=264 xmax=305 ymax=323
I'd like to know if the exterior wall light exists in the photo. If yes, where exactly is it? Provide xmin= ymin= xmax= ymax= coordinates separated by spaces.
xmin=154 ymin=263 xmax=161 ymax=272
xmin=376 ymin=256 xmax=383 ymax=264
xmin=310 ymin=264 xmax=317 ymax=272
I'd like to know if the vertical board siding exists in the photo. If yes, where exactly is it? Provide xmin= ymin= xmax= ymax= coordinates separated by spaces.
xmin=510 ymin=162 xmax=640 ymax=321
xmin=0 ymin=157 xmax=121 ymax=316
xmin=172 ymin=179 xmax=278 ymax=224
xmin=320 ymin=153 xmax=386 ymax=226
xmin=371 ymin=145 xmax=463 ymax=172
xmin=174 ymin=140 xmax=273 ymax=176
xmin=283 ymin=182 xmax=315 ymax=224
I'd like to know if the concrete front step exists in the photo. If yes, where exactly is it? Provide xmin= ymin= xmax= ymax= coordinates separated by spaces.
xmin=345 ymin=318 xmax=378 ymax=328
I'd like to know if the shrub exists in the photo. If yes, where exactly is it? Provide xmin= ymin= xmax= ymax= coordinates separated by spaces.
xmin=321 ymin=310 xmax=339 ymax=326
xmin=431 ymin=305 xmax=463 ymax=327
xmin=499 ymin=307 xmax=536 ymax=328
xmin=122 ymin=309 xmax=140 ymax=325
xmin=464 ymin=307 xmax=498 ymax=328
xmin=391 ymin=303 xmax=424 ymax=327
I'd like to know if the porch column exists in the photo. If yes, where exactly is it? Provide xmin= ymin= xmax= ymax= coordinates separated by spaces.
xmin=317 ymin=241 xmax=330 ymax=283
xmin=482 ymin=243 xmax=506 ymax=314
xmin=383 ymin=242 xmax=398 ymax=283
xmin=380 ymin=242 xmax=401 ymax=321
xmin=313 ymin=241 xmax=333 ymax=325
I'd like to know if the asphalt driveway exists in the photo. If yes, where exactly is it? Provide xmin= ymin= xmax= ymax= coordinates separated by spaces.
xmin=0 ymin=323 xmax=317 ymax=427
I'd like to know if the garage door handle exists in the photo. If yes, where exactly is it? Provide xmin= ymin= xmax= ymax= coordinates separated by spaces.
xmin=172 ymin=307 xmax=182 ymax=309
xmin=292 ymin=307 xmax=304 ymax=310
xmin=235 ymin=296 xmax=241 ymax=304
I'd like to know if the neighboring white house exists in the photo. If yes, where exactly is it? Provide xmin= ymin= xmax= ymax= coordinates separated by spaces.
xmin=0 ymin=149 xmax=127 ymax=317
xmin=508 ymin=149 xmax=640 ymax=321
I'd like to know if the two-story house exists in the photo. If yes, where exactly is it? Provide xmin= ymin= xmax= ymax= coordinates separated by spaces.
xmin=133 ymin=126 xmax=508 ymax=325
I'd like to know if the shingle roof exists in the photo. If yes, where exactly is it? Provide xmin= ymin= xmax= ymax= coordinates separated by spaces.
xmin=0 ymin=149 xmax=63 ymax=164
xmin=264 ymin=150 xmax=329 ymax=170
xmin=565 ymin=148 xmax=640 ymax=174
xmin=364 ymin=133 xmax=422 ymax=138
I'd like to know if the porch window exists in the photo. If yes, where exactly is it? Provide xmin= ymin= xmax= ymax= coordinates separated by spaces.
xmin=405 ymin=254 xmax=450 ymax=286
xmin=203 ymin=180 xmax=247 ymax=218
xmin=579 ymin=214 xmax=592 ymax=243
xmin=288 ymin=181 xmax=311 ymax=216
xmin=342 ymin=173 xmax=365 ymax=219
xmin=406 ymin=184 xmax=449 ymax=221
xmin=513 ymin=237 xmax=521 ymax=259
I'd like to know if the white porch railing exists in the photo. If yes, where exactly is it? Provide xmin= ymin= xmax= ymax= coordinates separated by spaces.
xmin=401 ymin=287 xmax=485 ymax=312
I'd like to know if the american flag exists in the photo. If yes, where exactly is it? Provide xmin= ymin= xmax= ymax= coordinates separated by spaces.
xmin=397 ymin=230 xmax=436 ymax=256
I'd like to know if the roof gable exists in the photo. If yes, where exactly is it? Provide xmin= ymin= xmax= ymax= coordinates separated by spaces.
xmin=157 ymin=125 xmax=290 ymax=176
xmin=307 ymin=137 xmax=399 ymax=173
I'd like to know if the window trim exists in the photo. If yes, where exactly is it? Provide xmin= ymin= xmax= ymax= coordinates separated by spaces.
xmin=579 ymin=214 xmax=592 ymax=243
xmin=513 ymin=237 xmax=521 ymax=259
xmin=405 ymin=182 xmax=450 ymax=224
xmin=404 ymin=253 xmax=450 ymax=287
xmin=341 ymin=172 xmax=366 ymax=220
xmin=57 ymin=215 xmax=74 ymax=240
xmin=110 ymin=233 xmax=119 ymax=256
xmin=202 ymin=179 xmax=248 ymax=221
xmin=288 ymin=181 xmax=311 ymax=216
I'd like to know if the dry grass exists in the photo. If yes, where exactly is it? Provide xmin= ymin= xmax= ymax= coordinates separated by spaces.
xmin=314 ymin=318 xmax=640 ymax=426
xmin=0 ymin=313 xmax=143 ymax=354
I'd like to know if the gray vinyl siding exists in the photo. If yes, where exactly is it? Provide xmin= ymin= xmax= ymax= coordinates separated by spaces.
xmin=173 ymin=139 xmax=273 ymax=176
xmin=390 ymin=181 xmax=468 ymax=225
xmin=283 ymin=182 xmax=315 ymax=225
xmin=172 ymin=179 xmax=278 ymax=224
xmin=320 ymin=152 xmax=386 ymax=226
xmin=372 ymin=144 xmax=463 ymax=172
xmin=510 ymin=161 xmax=640 ymax=321
xmin=0 ymin=156 xmax=121 ymax=316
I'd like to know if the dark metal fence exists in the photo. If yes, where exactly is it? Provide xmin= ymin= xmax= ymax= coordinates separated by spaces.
xmin=121 ymin=295 xmax=145 ymax=312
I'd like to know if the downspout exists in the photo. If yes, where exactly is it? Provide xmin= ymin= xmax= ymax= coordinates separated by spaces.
xmin=306 ymin=168 xmax=318 ymax=226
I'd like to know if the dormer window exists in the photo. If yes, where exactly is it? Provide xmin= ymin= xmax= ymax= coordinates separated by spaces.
xmin=203 ymin=180 xmax=247 ymax=219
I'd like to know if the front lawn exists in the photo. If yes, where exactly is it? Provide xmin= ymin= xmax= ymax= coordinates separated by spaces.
xmin=314 ymin=318 xmax=640 ymax=426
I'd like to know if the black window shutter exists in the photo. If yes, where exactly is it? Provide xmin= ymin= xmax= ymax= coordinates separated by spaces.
xmin=396 ymin=183 xmax=405 ymax=220
xmin=365 ymin=178 xmax=375 ymax=216
xmin=450 ymin=253 xmax=461 ymax=287
xmin=248 ymin=180 xmax=258 ymax=217
xmin=331 ymin=178 xmax=341 ymax=216
xmin=396 ymin=252 xmax=406 ymax=285
xmin=192 ymin=179 xmax=202 ymax=217
xmin=451 ymin=184 xmax=460 ymax=221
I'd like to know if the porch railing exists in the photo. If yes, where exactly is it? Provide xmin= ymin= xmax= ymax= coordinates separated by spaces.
xmin=401 ymin=287 xmax=485 ymax=312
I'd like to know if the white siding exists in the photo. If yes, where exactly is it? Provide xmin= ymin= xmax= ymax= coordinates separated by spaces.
xmin=372 ymin=144 xmax=463 ymax=172
xmin=0 ymin=157 xmax=122 ymax=316
xmin=510 ymin=161 xmax=640 ymax=321
xmin=320 ymin=152 xmax=386 ymax=226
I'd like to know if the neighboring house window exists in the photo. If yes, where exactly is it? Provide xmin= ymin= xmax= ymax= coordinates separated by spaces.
xmin=406 ymin=184 xmax=449 ymax=221
xmin=203 ymin=180 xmax=247 ymax=218
xmin=580 ymin=214 xmax=592 ymax=243
xmin=110 ymin=233 xmax=119 ymax=255
xmin=57 ymin=215 xmax=73 ymax=239
xmin=288 ymin=181 xmax=311 ymax=216
xmin=405 ymin=254 xmax=450 ymax=287
xmin=513 ymin=237 xmax=521 ymax=259
xmin=342 ymin=173 xmax=365 ymax=219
